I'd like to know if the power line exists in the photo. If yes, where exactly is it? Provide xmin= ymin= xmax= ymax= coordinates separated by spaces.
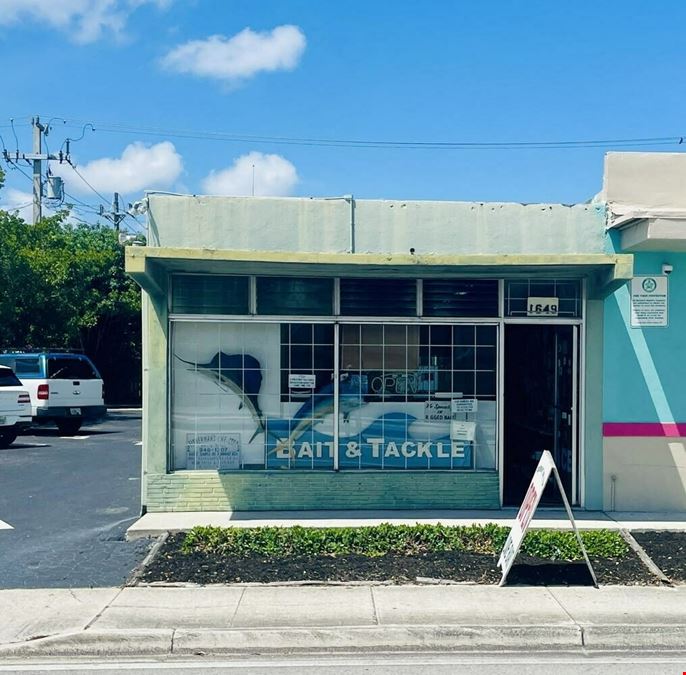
xmin=66 ymin=163 xmax=110 ymax=206
xmin=49 ymin=116 xmax=686 ymax=150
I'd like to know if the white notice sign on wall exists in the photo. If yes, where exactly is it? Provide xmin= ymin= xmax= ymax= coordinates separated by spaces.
xmin=450 ymin=420 xmax=476 ymax=442
xmin=631 ymin=276 xmax=668 ymax=327
xmin=424 ymin=400 xmax=452 ymax=421
xmin=289 ymin=373 xmax=317 ymax=389
xmin=186 ymin=433 xmax=241 ymax=470
xmin=452 ymin=398 xmax=478 ymax=414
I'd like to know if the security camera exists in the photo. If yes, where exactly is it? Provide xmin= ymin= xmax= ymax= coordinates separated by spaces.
xmin=662 ymin=263 xmax=673 ymax=276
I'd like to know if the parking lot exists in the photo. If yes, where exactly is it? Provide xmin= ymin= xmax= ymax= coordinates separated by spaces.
xmin=0 ymin=411 xmax=150 ymax=588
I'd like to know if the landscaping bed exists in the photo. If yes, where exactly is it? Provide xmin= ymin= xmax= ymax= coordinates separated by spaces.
xmin=632 ymin=530 xmax=686 ymax=582
xmin=140 ymin=524 xmax=657 ymax=586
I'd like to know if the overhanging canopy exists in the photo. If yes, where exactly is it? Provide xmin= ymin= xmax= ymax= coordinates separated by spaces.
xmin=126 ymin=247 xmax=633 ymax=300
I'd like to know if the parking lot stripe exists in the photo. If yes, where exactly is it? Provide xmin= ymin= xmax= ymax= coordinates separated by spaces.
xmin=60 ymin=435 xmax=91 ymax=440
xmin=0 ymin=519 xmax=13 ymax=530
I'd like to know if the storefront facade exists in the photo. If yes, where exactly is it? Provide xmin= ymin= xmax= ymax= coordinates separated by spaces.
xmin=126 ymin=152 xmax=685 ymax=513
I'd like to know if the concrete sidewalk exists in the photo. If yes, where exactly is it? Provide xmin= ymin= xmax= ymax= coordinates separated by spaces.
xmin=1 ymin=585 xmax=685 ymax=658
xmin=127 ymin=509 xmax=686 ymax=540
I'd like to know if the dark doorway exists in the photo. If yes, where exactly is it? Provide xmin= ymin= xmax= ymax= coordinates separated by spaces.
xmin=504 ymin=324 xmax=577 ymax=506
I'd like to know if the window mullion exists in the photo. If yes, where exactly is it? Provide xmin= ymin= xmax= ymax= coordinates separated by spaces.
xmin=333 ymin=322 xmax=340 ymax=471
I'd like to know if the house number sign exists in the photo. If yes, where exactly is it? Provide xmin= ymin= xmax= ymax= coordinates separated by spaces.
xmin=526 ymin=296 xmax=559 ymax=317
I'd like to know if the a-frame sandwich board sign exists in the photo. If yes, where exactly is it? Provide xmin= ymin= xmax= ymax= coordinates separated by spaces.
xmin=497 ymin=450 xmax=598 ymax=588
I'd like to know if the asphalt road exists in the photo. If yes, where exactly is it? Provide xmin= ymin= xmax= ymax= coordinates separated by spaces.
xmin=0 ymin=411 xmax=150 ymax=588
xmin=1 ymin=652 xmax=685 ymax=674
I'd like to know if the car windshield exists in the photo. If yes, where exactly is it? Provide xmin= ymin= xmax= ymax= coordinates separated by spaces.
xmin=0 ymin=369 xmax=22 ymax=387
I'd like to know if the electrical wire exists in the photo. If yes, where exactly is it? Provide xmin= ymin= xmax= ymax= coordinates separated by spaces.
xmin=2 ymin=201 xmax=33 ymax=211
xmin=66 ymin=162 xmax=110 ymax=206
xmin=1 ymin=152 xmax=142 ymax=234
xmin=60 ymin=123 xmax=95 ymax=153
xmin=49 ymin=116 xmax=686 ymax=151
xmin=5 ymin=162 xmax=33 ymax=185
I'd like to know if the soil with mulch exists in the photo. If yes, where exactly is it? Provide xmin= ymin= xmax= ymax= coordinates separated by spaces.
xmin=139 ymin=533 xmax=657 ymax=586
xmin=632 ymin=531 xmax=686 ymax=582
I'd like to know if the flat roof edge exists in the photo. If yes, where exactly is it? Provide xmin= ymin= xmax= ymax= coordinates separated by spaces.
xmin=126 ymin=247 xmax=630 ymax=269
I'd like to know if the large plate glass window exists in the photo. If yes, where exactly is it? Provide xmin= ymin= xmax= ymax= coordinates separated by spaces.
xmin=338 ymin=323 xmax=497 ymax=470
xmin=170 ymin=320 xmax=497 ymax=472
xmin=170 ymin=320 xmax=335 ymax=471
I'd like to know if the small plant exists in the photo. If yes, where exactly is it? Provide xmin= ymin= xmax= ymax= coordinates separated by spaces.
xmin=181 ymin=523 xmax=628 ymax=561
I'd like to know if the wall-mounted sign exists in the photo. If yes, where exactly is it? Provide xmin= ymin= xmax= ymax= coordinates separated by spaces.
xmin=450 ymin=420 xmax=476 ymax=442
xmin=527 ymin=297 xmax=559 ymax=317
xmin=631 ymin=276 xmax=668 ymax=327
xmin=186 ymin=433 xmax=241 ymax=470
xmin=288 ymin=373 xmax=317 ymax=389
xmin=452 ymin=398 xmax=478 ymax=414
xmin=424 ymin=400 xmax=452 ymax=421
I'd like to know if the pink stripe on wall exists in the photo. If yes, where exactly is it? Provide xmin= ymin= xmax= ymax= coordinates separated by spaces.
xmin=603 ymin=422 xmax=686 ymax=437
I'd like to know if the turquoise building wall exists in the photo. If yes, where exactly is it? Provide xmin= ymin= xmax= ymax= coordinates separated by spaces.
xmin=603 ymin=251 xmax=686 ymax=428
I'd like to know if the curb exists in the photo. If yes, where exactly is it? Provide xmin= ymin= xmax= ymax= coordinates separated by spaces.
xmin=0 ymin=630 xmax=173 ymax=658
xmin=2 ymin=623 xmax=685 ymax=657
xmin=172 ymin=625 xmax=581 ymax=654
xmin=582 ymin=624 xmax=686 ymax=649
xmin=125 ymin=532 xmax=168 ymax=585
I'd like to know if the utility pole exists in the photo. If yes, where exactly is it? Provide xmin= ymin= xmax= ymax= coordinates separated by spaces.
xmin=2 ymin=115 xmax=66 ymax=224
xmin=32 ymin=117 xmax=44 ymax=223
xmin=99 ymin=192 xmax=127 ymax=231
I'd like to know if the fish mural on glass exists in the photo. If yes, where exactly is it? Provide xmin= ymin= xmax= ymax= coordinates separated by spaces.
xmin=269 ymin=372 xmax=366 ymax=457
xmin=175 ymin=352 xmax=269 ymax=441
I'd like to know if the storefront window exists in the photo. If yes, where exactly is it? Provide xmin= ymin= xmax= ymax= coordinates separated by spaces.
xmin=338 ymin=323 xmax=497 ymax=470
xmin=170 ymin=320 xmax=497 ymax=472
xmin=170 ymin=321 xmax=287 ymax=470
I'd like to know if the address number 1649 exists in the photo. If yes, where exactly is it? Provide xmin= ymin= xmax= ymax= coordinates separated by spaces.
xmin=526 ymin=296 xmax=559 ymax=317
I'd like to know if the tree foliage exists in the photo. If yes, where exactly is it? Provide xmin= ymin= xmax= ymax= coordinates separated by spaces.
xmin=0 ymin=169 xmax=142 ymax=402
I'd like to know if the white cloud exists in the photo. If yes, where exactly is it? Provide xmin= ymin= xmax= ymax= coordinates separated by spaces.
xmin=0 ymin=0 xmax=170 ymax=43
xmin=161 ymin=25 xmax=306 ymax=84
xmin=202 ymin=152 xmax=299 ymax=197
xmin=54 ymin=141 xmax=183 ymax=195
xmin=0 ymin=188 xmax=34 ymax=221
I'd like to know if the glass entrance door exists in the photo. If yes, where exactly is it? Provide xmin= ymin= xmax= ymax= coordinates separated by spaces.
xmin=503 ymin=324 xmax=578 ymax=506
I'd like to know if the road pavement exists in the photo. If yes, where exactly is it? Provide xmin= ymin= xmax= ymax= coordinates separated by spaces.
xmin=0 ymin=411 xmax=150 ymax=588
xmin=1 ymin=652 xmax=686 ymax=674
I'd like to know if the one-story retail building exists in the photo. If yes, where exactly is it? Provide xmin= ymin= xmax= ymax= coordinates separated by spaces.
xmin=126 ymin=152 xmax=686 ymax=513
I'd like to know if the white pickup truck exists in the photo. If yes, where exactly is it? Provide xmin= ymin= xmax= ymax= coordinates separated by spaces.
xmin=0 ymin=365 xmax=31 ymax=448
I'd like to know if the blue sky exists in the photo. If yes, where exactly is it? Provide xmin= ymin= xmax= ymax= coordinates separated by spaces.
xmin=1 ymin=0 xmax=685 ymax=224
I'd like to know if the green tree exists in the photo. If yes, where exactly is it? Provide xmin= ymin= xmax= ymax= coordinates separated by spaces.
xmin=0 ymin=170 xmax=142 ymax=402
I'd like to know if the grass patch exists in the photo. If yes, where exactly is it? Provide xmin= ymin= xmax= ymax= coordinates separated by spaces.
xmin=181 ymin=524 xmax=628 ymax=562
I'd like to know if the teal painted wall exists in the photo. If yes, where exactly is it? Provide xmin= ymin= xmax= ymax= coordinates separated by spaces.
xmin=603 ymin=251 xmax=686 ymax=424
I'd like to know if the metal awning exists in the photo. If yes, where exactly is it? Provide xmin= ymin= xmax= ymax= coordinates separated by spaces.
xmin=126 ymin=247 xmax=633 ymax=300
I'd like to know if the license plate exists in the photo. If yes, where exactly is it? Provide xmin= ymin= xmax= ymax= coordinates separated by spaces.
xmin=0 ymin=416 xmax=6 ymax=425
xmin=69 ymin=408 xmax=81 ymax=416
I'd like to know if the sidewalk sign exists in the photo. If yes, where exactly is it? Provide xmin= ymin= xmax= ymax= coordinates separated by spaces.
xmin=497 ymin=450 xmax=598 ymax=588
